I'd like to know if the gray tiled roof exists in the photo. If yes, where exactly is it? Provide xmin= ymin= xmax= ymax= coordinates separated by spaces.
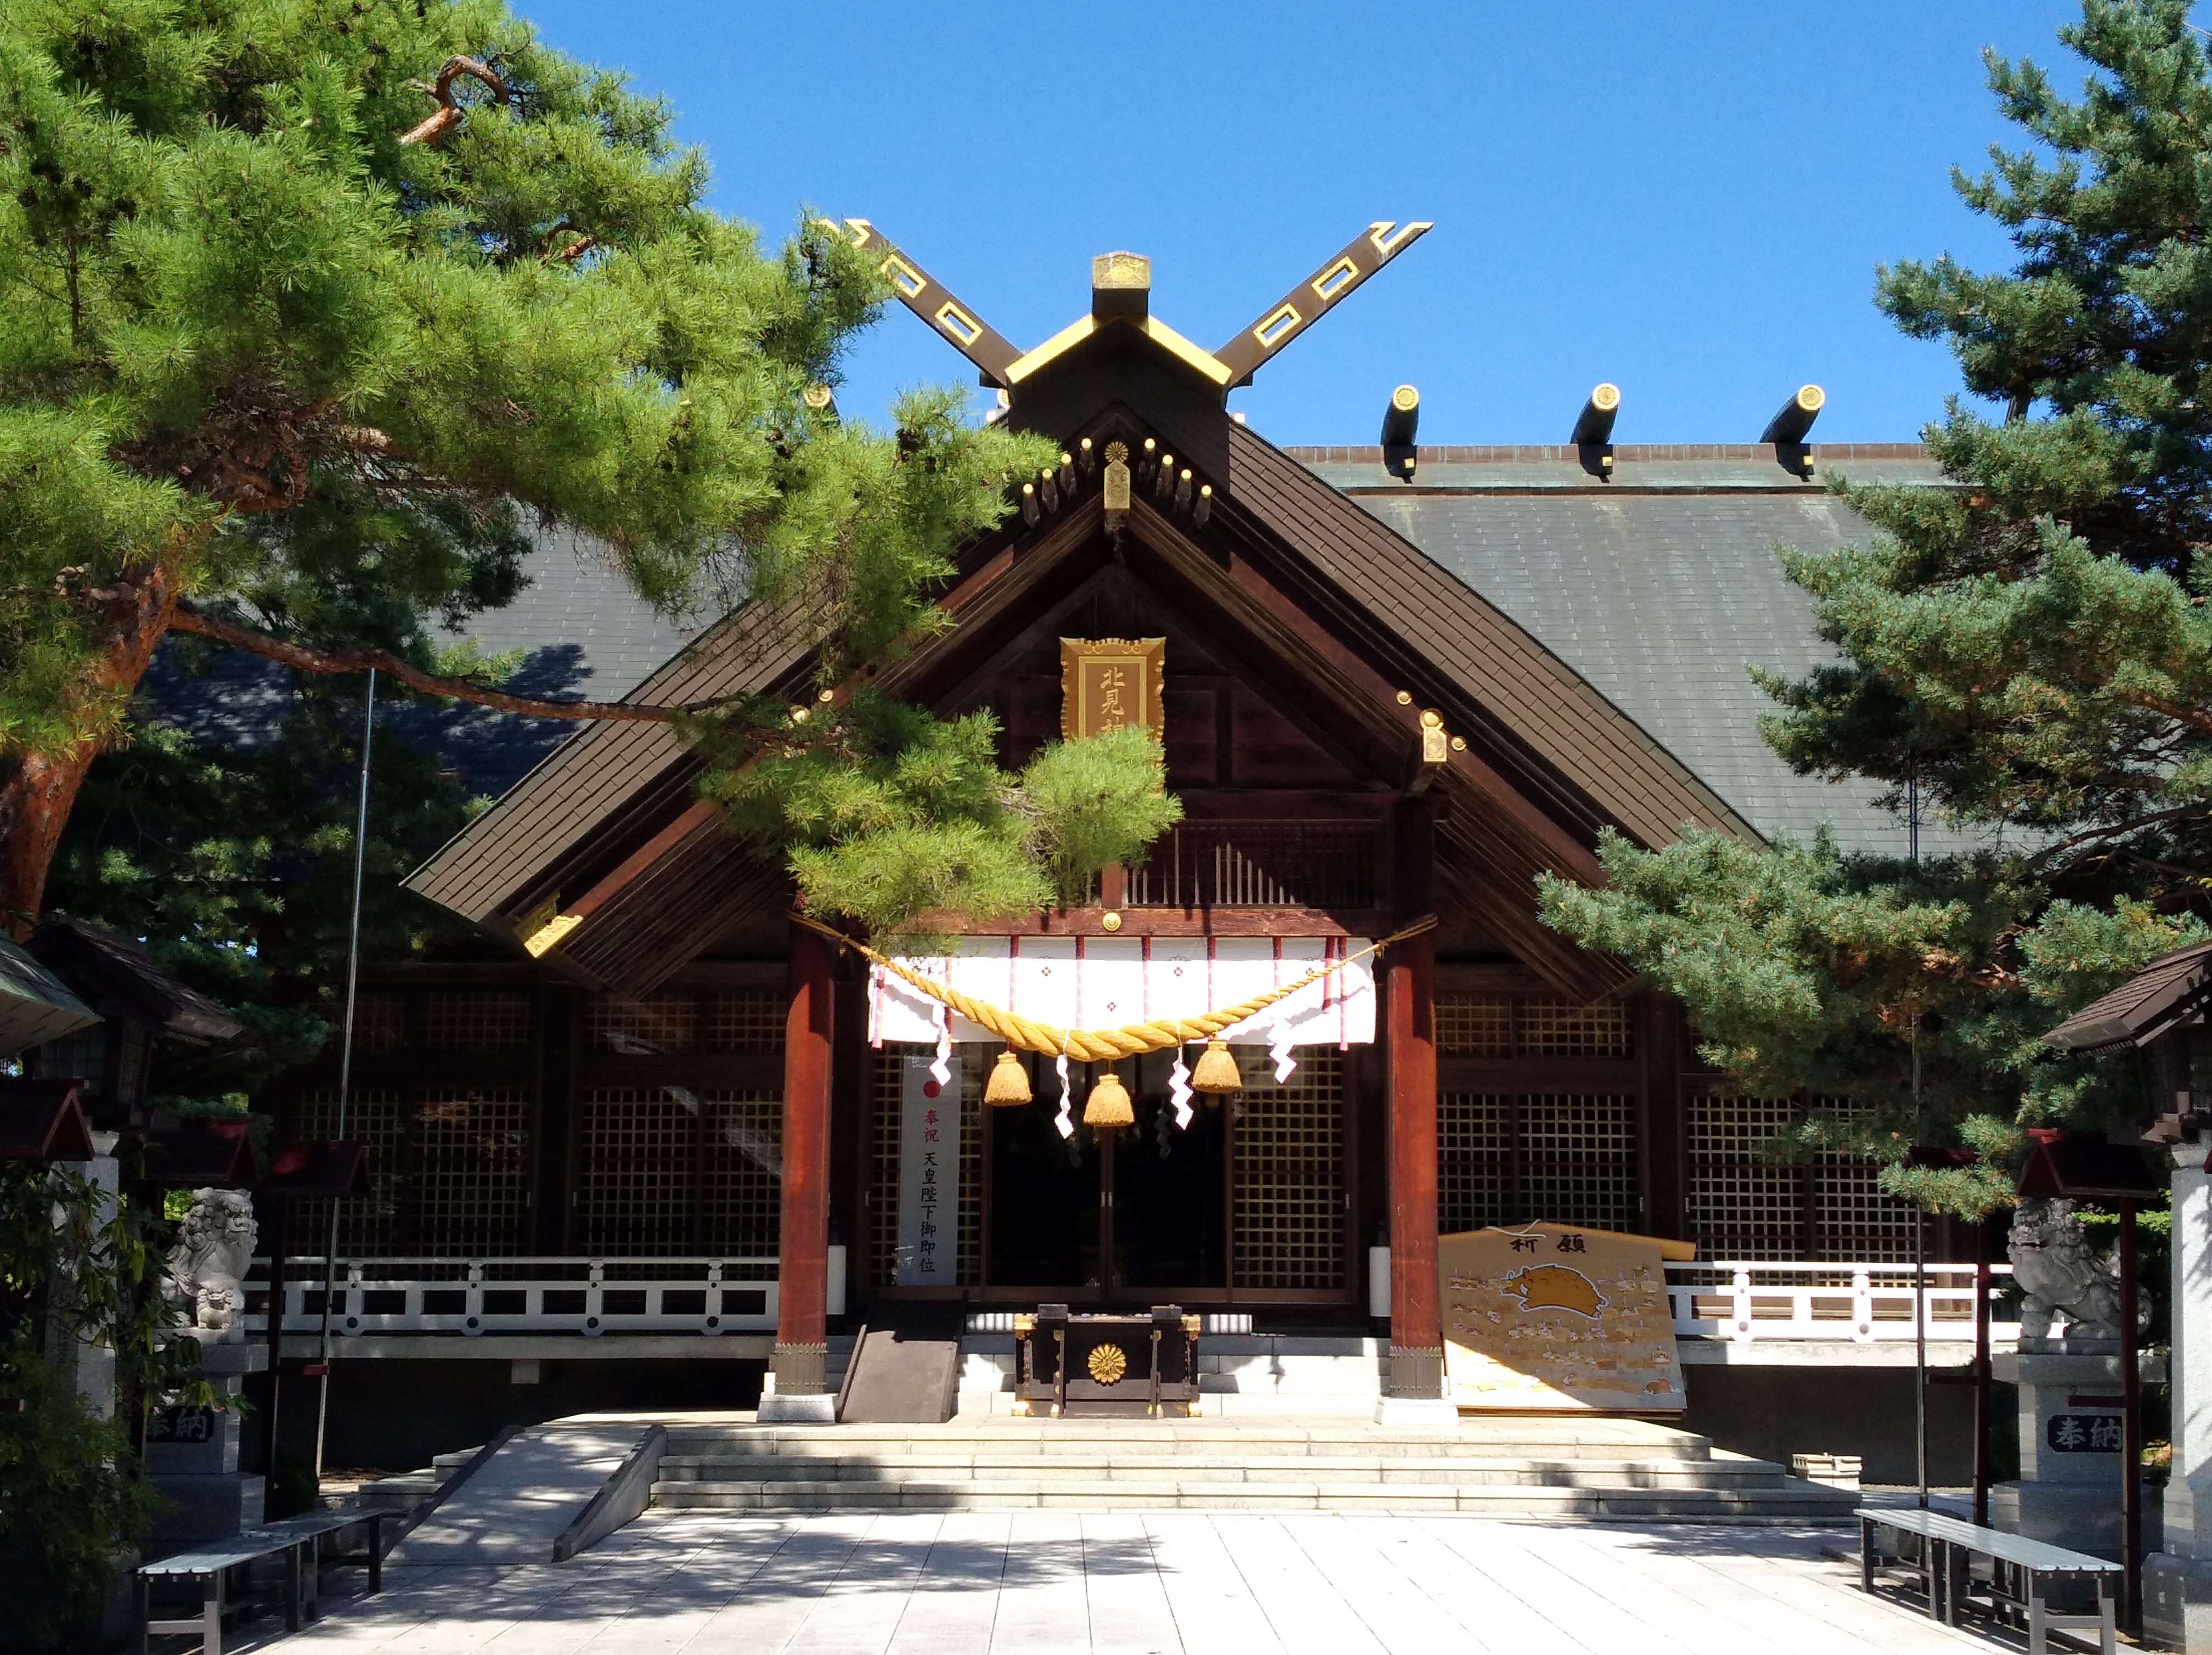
xmin=1283 ymin=444 xmax=1973 ymax=855
xmin=144 ymin=528 xmax=693 ymax=799
xmin=146 ymin=446 xmax=1971 ymax=856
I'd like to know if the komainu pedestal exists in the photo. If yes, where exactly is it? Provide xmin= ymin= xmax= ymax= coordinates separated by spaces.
xmin=143 ymin=1342 xmax=267 ymax=1551
xmin=1994 ymin=1197 xmax=2161 ymax=1561
xmin=1992 ymin=1344 xmax=2164 ymax=1559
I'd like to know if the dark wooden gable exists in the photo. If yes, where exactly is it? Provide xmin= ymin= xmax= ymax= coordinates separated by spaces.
xmin=405 ymin=303 xmax=1747 ymax=1004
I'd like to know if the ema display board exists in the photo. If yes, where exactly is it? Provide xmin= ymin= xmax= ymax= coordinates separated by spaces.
xmin=1439 ymin=1224 xmax=1686 ymax=1412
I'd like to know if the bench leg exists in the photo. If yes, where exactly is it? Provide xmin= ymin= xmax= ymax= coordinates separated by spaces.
xmin=369 ymin=1513 xmax=383 ymax=1595
xmin=2028 ymin=1581 xmax=2047 ymax=1655
xmin=284 ymin=1542 xmax=301 ymax=1633
xmin=136 ymin=1572 xmax=148 ymax=1655
xmin=2098 ymin=1575 xmax=2117 ymax=1655
xmin=1860 ymin=1517 xmax=1875 ymax=1594
xmin=203 ymin=1570 xmax=224 ymax=1655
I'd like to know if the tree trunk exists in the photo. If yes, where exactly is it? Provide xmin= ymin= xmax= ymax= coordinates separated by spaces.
xmin=0 ymin=565 xmax=178 ymax=936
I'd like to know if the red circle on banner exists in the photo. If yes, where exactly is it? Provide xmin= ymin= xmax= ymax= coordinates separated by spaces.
xmin=922 ymin=1080 xmax=940 ymax=1099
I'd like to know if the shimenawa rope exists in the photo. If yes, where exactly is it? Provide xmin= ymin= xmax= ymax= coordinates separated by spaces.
xmin=791 ymin=913 xmax=1436 ymax=1063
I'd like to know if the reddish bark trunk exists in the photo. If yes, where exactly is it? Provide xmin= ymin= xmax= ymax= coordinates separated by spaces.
xmin=0 ymin=565 xmax=178 ymax=936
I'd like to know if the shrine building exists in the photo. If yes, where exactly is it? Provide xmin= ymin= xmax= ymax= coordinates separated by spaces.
xmin=265 ymin=223 xmax=1982 ymax=1463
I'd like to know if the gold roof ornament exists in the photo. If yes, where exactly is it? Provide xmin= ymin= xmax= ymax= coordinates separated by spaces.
xmin=828 ymin=217 xmax=1430 ymax=398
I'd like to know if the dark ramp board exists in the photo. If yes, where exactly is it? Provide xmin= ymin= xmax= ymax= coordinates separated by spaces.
xmin=839 ymin=1306 xmax=962 ymax=1424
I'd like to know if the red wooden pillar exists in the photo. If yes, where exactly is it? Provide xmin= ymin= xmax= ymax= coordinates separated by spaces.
xmin=772 ymin=921 xmax=834 ymax=1405
xmin=1387 ymin=800 xmax=1444 ymax=1400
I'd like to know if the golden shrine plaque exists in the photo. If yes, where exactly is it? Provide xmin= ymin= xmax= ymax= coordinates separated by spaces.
xmin=1060 ymin=638 xmax=1165 ymax=740
xmin=1438 ymin=1222 xmax=1687 ymax=1412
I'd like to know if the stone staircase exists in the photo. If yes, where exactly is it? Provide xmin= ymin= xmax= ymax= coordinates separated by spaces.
xmin=651 ymin=1416 xmax=1858 ymax=1521
xmin=351 ymin=1444 xmax=486 ymax=1517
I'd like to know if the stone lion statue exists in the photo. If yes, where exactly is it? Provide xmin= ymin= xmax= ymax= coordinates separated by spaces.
xmin=2008 ymin=1196 xmax=2140 ymax=1344
xmin=166 ymin=1187 xmax=257 ymax=1344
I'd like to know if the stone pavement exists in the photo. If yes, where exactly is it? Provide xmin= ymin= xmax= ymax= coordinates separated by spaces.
xmin=264 ymin=1509 xmax=1997 ymax=1654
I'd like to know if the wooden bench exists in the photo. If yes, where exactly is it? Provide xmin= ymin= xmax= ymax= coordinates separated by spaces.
xmin=1857 ymin=1506 xmax=2118 ymax=1654
xmin=138 ymin=1507 xmax=386 ymax=1654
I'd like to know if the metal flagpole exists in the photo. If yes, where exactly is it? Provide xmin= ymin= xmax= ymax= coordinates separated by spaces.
xmin=312 ymin=668 xmax=376 ymax=1484
xmin=1915 ymin=1204 xmax=1929 ymax=1508
xmin=1909 ymin=772 xmax=1930 ymax=1511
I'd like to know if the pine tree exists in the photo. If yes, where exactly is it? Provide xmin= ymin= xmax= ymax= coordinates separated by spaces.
xmin=0 ymin=0 xmax=1050 ymax=930
xmin=1541 ymin=0 xmax=2212 ymax=1212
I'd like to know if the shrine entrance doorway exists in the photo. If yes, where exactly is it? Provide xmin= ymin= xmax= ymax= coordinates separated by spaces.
xmin=985 ymin=1051 xmax=1227 ymax=1301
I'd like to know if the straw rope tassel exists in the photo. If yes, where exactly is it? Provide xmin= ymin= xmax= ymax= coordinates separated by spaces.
xmin=790 ymin=915 xmax=1435 ymax=1064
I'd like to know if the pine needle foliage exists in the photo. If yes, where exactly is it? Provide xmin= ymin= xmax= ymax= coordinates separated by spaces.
xmin=1543 ymin=0 xmax=2212 ymax=1214
xmin=707 ymin=693 xmax=1181 ymax=944
xmin=0 ymin=0 xmax=1046 ymax=919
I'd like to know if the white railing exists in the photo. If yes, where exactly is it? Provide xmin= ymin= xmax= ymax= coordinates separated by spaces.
xmin=237 ymin=1257 xmax=2020 ymax=1346
xmin=242 ymin=1257 xmax=780 ymax=1337
xmin=1663 ymin=1260 xmax=2022 ymax=1345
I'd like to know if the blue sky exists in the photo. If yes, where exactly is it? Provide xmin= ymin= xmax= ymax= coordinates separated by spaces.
xmin=521 ymin=2 xmax=2087 ymax=445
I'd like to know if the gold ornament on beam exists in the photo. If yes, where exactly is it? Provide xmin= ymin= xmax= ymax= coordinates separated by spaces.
xmin=985 ymin=1049 xmax=1032 ymax=1106
xmin=1102 ymin=440 xmax=1131 ymax=531
xmin=1084 ymin=1068 xmax=1135 ymax=1128
xmin=1190 ymin=1039 xmax=1243 ymax=1094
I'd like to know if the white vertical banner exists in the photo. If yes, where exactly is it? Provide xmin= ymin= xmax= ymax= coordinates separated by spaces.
xmin=895 ymin=1054 xmax=962 ymax=1287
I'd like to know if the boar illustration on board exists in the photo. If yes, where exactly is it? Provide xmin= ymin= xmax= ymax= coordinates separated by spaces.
xmin=1502 ymin=1264 xmax=1607 ymax=1319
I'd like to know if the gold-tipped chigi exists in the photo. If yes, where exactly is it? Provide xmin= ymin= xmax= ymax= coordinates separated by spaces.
xmin=984 ymin=1049 xmax=1031 ymax=1106
xmin=1083 ymin=1068 xmax=1135 ymax=1128
xmin=1190 ymin=1039 xmax=1242 ymax=1094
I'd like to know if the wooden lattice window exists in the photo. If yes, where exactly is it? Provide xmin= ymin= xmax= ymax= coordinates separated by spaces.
xmin=1438 ymin=1093 xmax=1511 ymax=1232
xmin=703 ymin=1093 xmax=782 ymax=1256
xmin=1689 ymin=1095 xmax=1915 ymax=1260
xmin=705 ymin=992 xmax=786 ymax=1052
xmin=419 ymin=992 xmax=531 ymax=1052
xmin=577 ymin=1090 xmax=697 ymax=1254
xmin=1688 ymin=1094 xmax=1803 ymax=1259
xmin=1521 ymin=1095 xmax=1639 ymax=1230
xmin=575 ymin=1088 xmax=782 ymax=1256
xmin=1815 ymin=1151 xmax=1918 ymax=1263
xmin=346 ymin=993 xmax=406 ymax=1055
xmin=1438 ymin=1093 xmax=1638 ymax=1234
xmin=1519 ymin=999 xmax=1632 ymax=1057
xmin=867 ymin=1045 xmax=980 ymax=1287
xmin=1435 ymin=997 xmax=1513 ymax=1058
xmin=1436 ymin=994 xmax=1632 ymax=1057
xmin=291 ymin=1088 xmax=408 ymax=1256
xmin=589 ymin=994 xmax=698 ymax=1055
xmin=1233 ymin=1049 xmax=1343 ymax=1291
xmin=410 ymin=1090 xmax=531 ymax=1254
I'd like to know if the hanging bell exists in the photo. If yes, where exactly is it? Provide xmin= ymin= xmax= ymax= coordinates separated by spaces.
xmin=1082 ymin=1068 xmax=1135 ymax=1128
xmin=984 ymin=1049 xmax=1031 ymax=1106
xmin=1190 ymin=1038 xmax=1243 ymax=1094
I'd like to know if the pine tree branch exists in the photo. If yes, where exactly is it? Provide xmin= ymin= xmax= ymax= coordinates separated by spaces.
xmin=167 ymin=603 xmax=733 ymax=724
xmin=399 ymin=56 xmax=508 ymax=147
xmin=2028 ymin=803 xmax=2212 ymax=869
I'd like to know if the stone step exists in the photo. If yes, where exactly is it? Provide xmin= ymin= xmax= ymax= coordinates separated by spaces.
xmin=648 ymin=1475 xmax=1855 ymax=1521
xmin=351 ymin=1442 xmax=485 ymax=1514
xmin=655 ymin=1452 xmax=1796 ymax=1489
xmin=662 ymin=1428 xmax=1718 ymax=1463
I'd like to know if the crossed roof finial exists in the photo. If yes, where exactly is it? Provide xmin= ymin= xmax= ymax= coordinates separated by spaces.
xmin=828 ymin=218 xmax=1432 ymax=395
